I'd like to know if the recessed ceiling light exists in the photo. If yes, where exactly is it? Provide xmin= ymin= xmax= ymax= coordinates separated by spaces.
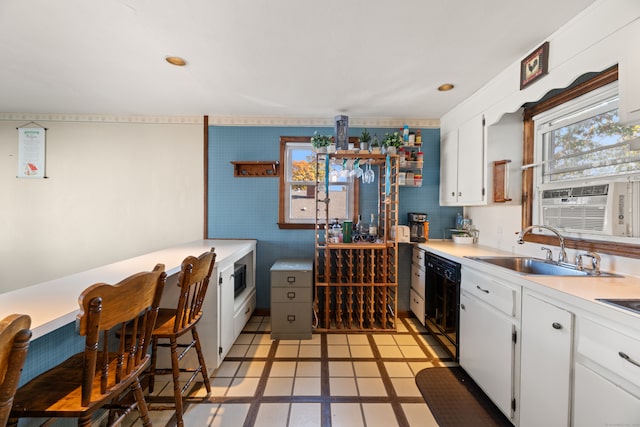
xmin=438 ymin=83 xmax=454 ymax=91
xmin=165 ymin=56 xmax=187 ymax=66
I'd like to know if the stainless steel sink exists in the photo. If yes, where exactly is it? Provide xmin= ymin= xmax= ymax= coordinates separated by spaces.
xmin=465 ymin=256 xmax=620 ymax=276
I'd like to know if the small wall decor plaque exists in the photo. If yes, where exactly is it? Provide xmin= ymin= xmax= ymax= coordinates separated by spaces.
xmin=520 ymin=41 xmax=549 ymax=90
xmin=17 ymin=124 xmax=47 ymax=179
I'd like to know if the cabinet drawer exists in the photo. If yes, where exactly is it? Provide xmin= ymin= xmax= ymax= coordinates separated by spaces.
xmin=412 ymin=247 xmax=426 ymax=266
xmin=411 ymin=263 xmax=425 ymax=299
xmin=271 ymin=270 xmax=312 ymax=288
xmin=271 ymin=287 xmax=312 ymax=303
xmin=461 ymin=267 xmax=518 ymax=317
xmin=410 ymin=288 xmax=425 ymax=326
xmin=233 ymin=292 xmax=255 ymax=337
xmin=577 ymin=317 xmax=640 ymax=387
xmin=271 ymin=302 xmax=312 ymax=340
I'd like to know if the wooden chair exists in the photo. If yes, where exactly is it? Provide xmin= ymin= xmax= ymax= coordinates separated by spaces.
xmin=148 ymin=248 xmax=216 ymax=427
xmin=9 ymin=264 xmax=166 ymax=427
xmin=0 ymin=314 xmax=31 ymax=427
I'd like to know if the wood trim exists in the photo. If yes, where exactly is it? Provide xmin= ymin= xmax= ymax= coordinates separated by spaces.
xmin=203 ymin=115 xmax=209 ymax=240
xmin=521 ymin=64 xmax=640 ymax=259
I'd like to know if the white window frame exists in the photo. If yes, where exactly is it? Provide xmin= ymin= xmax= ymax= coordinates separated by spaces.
xmin=531 ymin=81 xmax=640 ymax=241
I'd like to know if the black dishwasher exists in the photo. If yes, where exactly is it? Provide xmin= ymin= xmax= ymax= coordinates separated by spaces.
xmin=425 ymin=252 xmax=461 ymax=361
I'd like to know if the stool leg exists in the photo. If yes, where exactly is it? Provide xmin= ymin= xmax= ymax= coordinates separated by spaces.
xmin=170 ymin=337 xmax=184 ymax=427
xmin=131 ymin=377 xmax=152 ymax=427
xmin=148 ymin=337 xmax=158 ymax=393
xmin=192 ymin=327 xmax=211 ymax=393
xmin=79 ymin=414 xmax=92 ymax=427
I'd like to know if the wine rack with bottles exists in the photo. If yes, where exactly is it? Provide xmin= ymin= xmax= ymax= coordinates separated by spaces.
xmin=314 ymin=152 xmax=398 ymax=331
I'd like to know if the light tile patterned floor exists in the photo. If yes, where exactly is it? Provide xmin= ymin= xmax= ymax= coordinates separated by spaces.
xmin=125 ymin=316 xmax=454 ymax=427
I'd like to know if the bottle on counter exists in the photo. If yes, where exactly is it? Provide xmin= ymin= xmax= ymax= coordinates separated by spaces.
xmin=355 ymin=214 xmax=363 ymax=235
xmin=416 ymin=129 xmax=422 ymax=145
xmin=456 ymin=212 xmax=463 ymax=230
xmin=368 ymin=213 xmax=377 ymax=237
xmin=403 ymin=125 xmax=409 ymax=142
xmin=330 ymin=218 xmax=342 ymax=243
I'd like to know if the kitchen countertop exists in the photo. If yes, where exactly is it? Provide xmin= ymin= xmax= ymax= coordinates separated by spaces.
xmin=419 ymin=241 xmax=640 ymax=322
xmin=0 ymin=239 xmax=256 ymax=340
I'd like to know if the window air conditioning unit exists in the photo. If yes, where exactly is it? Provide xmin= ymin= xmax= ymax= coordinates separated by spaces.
xmin=540 ymin=182 xmax=631 ymax=236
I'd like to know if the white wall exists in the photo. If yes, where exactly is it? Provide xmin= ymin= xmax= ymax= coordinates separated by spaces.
xmin=0 ymin=116 xmax=204 ymax=293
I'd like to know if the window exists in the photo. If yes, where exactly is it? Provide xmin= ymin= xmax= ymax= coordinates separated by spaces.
xmin=522 ymin=66 xmax=640 ymax=257
xmin=534 ymin=82 xmax=640 ymax=184
xmin=278 ymin=137 xmax=357 ymax=229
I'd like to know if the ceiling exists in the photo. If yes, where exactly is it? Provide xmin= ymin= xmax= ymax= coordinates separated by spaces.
xmin=0 ymin=0 xmax=597 ymax=121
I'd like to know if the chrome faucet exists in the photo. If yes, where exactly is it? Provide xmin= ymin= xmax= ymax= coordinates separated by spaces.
xmin=517 ymin=225 xmax=567 ymax=264
xmin=577 ymin=252 xmax=601 ymax=275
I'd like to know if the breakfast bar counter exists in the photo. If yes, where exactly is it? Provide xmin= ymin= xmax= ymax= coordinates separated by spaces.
xmin=0 ymin=239 xmax=256 ymax=340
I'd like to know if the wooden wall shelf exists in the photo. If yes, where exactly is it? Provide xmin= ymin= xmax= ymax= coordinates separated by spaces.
xmin=231 ymin=161 xmax=280 ymax=177
xmin=492 ymin=159 xmax=512 ymax=202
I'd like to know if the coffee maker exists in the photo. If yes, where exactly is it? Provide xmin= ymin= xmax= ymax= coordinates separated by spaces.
xmin=408 ymin=212 xmax=428 ymax=242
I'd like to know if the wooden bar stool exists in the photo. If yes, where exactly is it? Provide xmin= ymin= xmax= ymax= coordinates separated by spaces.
xmin=0 ymin=314 xmax=31 ymax=427
xmin=148 ymin=248 xmax=216 ymax=427
xmin=9 ymin=264 xmax=166 ymax=427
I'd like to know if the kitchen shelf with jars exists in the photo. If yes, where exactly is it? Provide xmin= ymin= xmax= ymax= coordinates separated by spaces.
xmin=313 ymin=151 xmax=399 ymax=332
xmin=397 ymin=127 xmax=424 ymax=187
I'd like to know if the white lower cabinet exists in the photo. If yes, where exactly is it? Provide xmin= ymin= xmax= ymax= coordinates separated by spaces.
xmin=519 ymin=292 xmax=574 ymax=427
xmin=217 ymin=263 xmax=236 ymax=363
xmin=410 ymin=248 xmax=426 ymax=325
xmin=573 ymin=362 xmax=640 ymax=427
xmin=573 ymin=316 xmax=640 ymax=426
xmin=460 ymin=291 xmax=515 ymax=420
xmin=459 ymin=266 xmax=519 ymax=421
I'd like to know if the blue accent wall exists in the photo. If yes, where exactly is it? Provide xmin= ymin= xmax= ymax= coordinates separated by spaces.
xmin=208 ymin=126 xmax=459 ymax=312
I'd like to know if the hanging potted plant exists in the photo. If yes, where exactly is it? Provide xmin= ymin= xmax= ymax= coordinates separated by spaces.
xmin=310 ymin=131 xmax=333 ymax=153
xmin=382 ymin=132 xmax=403 ymax=154
xmin=359 ymin=128 xmax=372 ymax=152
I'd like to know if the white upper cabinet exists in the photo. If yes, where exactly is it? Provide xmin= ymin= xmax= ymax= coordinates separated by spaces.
xmin=619 ymin=18 xmax=640 ymax=125
xmin=440 ymin=114 xmax=486 ymax=206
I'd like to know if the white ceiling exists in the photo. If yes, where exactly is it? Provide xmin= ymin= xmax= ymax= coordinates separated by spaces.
xmin=0 ymin=0 xmax=597 ymax=120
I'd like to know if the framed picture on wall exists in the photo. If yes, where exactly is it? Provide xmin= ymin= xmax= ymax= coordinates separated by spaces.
xmin=520 ymin=42 xmax=549 ymax=90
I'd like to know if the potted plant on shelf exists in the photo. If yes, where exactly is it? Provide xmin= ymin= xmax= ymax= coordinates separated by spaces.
xmin=311 ymin=131 xmax=333 ymax=153
xmin=359 ymin=128 xmax=371 ymax=153
xmin=370 ymin=133 xmax=381 ymax=154
xmin=382 ymin=132 xmax=403 ymax=154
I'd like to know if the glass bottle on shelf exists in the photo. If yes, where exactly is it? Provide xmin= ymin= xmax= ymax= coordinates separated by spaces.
xmin=368 ymin=213 xmax=377 ymax=240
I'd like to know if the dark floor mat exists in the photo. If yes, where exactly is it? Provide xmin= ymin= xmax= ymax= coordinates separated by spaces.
xmin=415 ymin=367 xmax=513 ymax=427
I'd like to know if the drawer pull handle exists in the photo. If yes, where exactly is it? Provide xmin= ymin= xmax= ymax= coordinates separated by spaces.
xmin=287 ymin=315 xmax=296 ymax=322
xmin=460 ymin=303 xmax=466 ymax=310
xmin=287 ymin=276 xmax=296 ymax=283
xmin=552 ymin=322 xmax=562 ymax=330
xmin=619 ymin=351 xmax=640 ymax=368
xmin=287 ymin=292 xmax=296 ymax=299
xmin=476 ymin=285 xmax=489 ymax=294
xmin=245 ymin=306 xmax=251 ymax=315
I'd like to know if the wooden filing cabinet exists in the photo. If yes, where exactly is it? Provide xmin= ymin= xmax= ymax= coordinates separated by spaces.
xmin=270 ymin=259 xmax=313 ymax=340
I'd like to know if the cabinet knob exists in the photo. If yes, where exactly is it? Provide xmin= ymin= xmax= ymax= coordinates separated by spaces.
xmin=460 ymin=303 xmax=466 ymax=310
xmin=552 ymin=322 xmax=562 ymax=330
xmin=451 ymin=192 xmax=455 ymax=196
xmin=458 ymin=192 xmax=462 ymax=196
